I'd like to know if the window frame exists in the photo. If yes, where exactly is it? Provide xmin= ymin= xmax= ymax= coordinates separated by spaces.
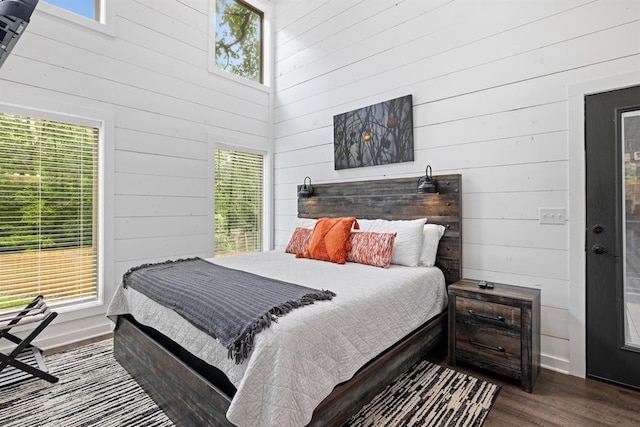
xmin=208 ymin=0 xmax=272 ymax=91
xmin=38 ymin=0 xmax=116 ymax=37
xmin=0 ymin=101 xmax=113 ymax=321
xmin=208 ymin=139 xmax=270 ymax=256
xmin=0 ymin=112 xmax=100 ymax=309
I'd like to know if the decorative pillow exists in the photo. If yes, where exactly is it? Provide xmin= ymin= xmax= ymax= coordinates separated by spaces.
xmin=346 ymin=231 xmax=396 ymax=268
xmin=418 ymin=224 xmax=446 ymax=267
xmin=357 ymin=218 xmax=426 ymax=266
xmin=285 ymin=227 xmax=313 ymax=254
xmin=298 ymin=217 xmax=359 ymax=264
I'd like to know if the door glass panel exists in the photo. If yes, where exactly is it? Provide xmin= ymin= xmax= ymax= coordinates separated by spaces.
xmin=623 ymin=110 xmax=640 ymax=348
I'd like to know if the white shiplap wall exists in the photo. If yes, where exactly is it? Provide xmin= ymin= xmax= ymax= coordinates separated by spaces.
xmin=272 ymin=0 xmax=640 ymax=374
xmin=0 ymin=0 xmax=271 ymax=348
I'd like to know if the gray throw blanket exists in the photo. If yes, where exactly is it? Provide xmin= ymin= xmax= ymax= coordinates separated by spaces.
xmin=122 ymin=257 xmax=335 ymax=364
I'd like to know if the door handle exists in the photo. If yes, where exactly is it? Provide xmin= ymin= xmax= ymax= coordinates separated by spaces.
xmin=591 ymin=244 xmax=619 ymax=257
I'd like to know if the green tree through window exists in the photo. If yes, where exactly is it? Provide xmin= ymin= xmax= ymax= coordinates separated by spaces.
xmin=215 ymin=0 xmax=263 ymax=83
xmin=214 ymin=148 xmax=263 ymax=256
xmin=0 ymin=112 xmax=98 ymax=307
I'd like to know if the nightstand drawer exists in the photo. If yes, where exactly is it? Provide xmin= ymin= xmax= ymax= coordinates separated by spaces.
xmin=455 ymin=297 xmax=521 ymax=330
xmin=455 ymin=322 xmax=522 ymax=373
xmin=455 ymin=297 xmax=522 ymax=373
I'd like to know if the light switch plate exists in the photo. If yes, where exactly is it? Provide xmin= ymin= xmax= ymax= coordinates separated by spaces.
xmin=539 ymin=208 xmax=566 ymax=225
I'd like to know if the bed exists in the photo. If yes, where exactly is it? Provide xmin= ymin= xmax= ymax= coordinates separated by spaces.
xmin=108 ymin=174 xmax=462 ymax=427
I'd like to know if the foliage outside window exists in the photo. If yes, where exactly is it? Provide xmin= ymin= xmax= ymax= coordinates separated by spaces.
xmin=0 ymin=112 xmax=98 ymax=309
xmin=43 ymin=0 xmax=100 ymax=21
xmin=214 ymin=148 xmax=263 ymax=256
xmin=215 ymin=0 xmax=263 ymax=83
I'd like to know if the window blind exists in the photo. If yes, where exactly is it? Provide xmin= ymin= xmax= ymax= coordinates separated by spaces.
xmin=0 ymin=112 xmax=98 ymax=309
xmin=214 ymin=148 xmax=263 ymax=256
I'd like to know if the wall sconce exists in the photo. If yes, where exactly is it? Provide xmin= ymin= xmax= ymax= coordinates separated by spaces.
xmin=298 ymin=176 xmax=314 ymax=198
xmin=417 ymin=165 xmax=438 ymax=193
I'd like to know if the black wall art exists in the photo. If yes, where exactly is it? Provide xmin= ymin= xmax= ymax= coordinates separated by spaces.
xmin=333 ymin=95 xmax=414 ymax=170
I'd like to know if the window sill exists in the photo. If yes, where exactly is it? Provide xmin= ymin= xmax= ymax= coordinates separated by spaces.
xmin=208 ymin=65 xmax=271 ymax=94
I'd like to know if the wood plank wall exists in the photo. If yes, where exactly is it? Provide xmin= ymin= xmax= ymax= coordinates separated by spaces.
xmin=272 ymin=0 xmax=640 ymax=374
xmin=0 ymin=0 xmax=272 ymax=347
xmin=2 ymin=0 xmax=638 ymax=373
xmin=2 ymin=0 xmax=271 ymax=273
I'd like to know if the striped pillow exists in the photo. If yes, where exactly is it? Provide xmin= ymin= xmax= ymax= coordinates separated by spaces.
xmin=346 ymin=231 xmax=397 ymax=268
xmin=285 ymin=227 xmax=313 ymax=254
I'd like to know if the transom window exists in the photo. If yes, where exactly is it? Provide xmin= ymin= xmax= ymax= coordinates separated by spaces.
xmin=214 ymin=0 xmax=263 ymax=84
xmin=0 ymin=111 xmax=99 ymax=309
xmin=214 ymin=148 xmax=263 ymax=256
xmin=43 ymin=0 xmax=100 ymax=22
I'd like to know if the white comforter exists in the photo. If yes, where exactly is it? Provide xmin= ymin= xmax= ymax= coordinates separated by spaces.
xmin=107 ymin=251 xmax=447 ymax=427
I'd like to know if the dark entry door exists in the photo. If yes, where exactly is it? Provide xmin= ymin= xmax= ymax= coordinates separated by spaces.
xmin=586 ymin=85 xmax=640 ymax=389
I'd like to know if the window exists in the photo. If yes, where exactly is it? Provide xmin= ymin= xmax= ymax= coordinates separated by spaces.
xmin=214 ymin=0 xmax=263 ymax=83
xmin=0 ymin=112 xmax=98 ymax=309
xmin=214 ymin=148 xmax=263 ymax=256
xmin=39 ymin=0 xmax=115 ymax=36
xmin=43 ymin=0 xmax=100 ymax=22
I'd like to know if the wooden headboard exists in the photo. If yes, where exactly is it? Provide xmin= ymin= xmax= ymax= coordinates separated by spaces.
xmin=297 ymin=174 xmax=462 ymax=285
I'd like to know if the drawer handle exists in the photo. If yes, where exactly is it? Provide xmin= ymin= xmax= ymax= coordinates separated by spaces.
xmin=468 ymin=310 xmax=505 ymax=322
xmin=468 ymin=338 xmax=505 ymax=353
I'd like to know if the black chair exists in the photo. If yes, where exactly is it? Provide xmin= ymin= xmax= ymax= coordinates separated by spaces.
xmin=0 ymin=295 xmax=58 ymax=386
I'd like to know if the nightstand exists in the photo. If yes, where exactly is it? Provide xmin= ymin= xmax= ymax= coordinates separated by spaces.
xmin=448 ymin=279 xmax=540 ymax=393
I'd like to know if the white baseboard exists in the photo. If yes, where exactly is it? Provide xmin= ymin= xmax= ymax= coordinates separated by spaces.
xmin=38 ymin=322 xmax=114 ymax=352
xmin=541 ymin=352 xmax=570 ymax=375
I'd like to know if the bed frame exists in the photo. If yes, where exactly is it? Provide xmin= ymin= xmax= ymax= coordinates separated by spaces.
xmin=113 ymin=174 xmax=462 ymax=426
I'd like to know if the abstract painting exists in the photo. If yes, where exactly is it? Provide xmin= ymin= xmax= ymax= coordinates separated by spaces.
xmin=333 ymin=95 xmax=414 ymax=170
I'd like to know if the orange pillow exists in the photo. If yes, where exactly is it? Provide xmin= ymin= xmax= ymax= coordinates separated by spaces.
xmin=297 ymin=217 xmax=359 ymax=264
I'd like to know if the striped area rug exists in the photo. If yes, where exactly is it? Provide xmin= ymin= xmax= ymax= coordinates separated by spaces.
xmin=0 ymin=339 xmax=499 ymax=426
xmin=345 ymin=360 xmax=500 ymax=427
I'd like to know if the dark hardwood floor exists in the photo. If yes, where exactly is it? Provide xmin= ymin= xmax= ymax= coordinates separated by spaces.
xmin=428 ymin=343 xmax=640 ymax=426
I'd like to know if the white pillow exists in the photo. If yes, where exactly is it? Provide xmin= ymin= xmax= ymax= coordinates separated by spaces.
xmin=291 ymin=217 xmax=317 ymax=230
xmin=418 ymin=224 xmax=446 ymax=267
xmin=288 ymin=218 xmax=317 ymax=240
xmin=358 ymin=218 xmax=426 ymax=266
